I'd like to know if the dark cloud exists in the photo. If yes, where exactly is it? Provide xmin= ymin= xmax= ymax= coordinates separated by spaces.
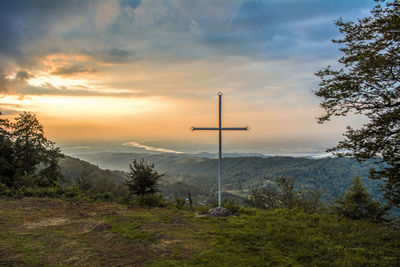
xmin=84 ymin=48 xmax=137 ymax=63
xmin=16 ymin=70 xmax=34 ymax=80
xmin=119 ymin=0 xmax=141 ymax=9
xmin=51 ymin=65 xmax=97 ymax=76
xmin=0 ymin=68 xmax=32 ymax=93
xmin=19 ymin=83 xmax=138 ymax=98
xmin=193 ymin=0 xmax=374 ymax=60
xmin=0 ymin=0 xmax=92 ymax=55
xmin=0 ymin=69 xmax=9 ymax=93
xmin=232 ymin=0 xmax=372 ymax=30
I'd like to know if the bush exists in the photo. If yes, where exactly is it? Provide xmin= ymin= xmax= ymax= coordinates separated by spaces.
xmin=332 ymin=176 xmax=388 ymax=223
xmin=196 ymin=205 xmax=211 ymax=213
xmin=244 ymin=185 xmax=281 ymax=209
xmin=297 ymin=189 xmax=326 ymax=214
xmin=222 ymin=199 xmax=240 ymax=214
xmin=62 ymin=185 xmax=84 ymax=199
xmin=174 ymin=197 xmax=186 ymax=209
xmin=130 ymin=194 xmax=167 ymax=207
xmin=125 ymin=159 xmax=164 ymax=197
xmin=22 ymin=186 xmax=64 ymax=198
xmin=0 ymin=182 xmax=14 ymax=197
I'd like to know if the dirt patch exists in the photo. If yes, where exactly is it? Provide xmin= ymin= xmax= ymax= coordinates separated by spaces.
xmin=25 ymin=217 xmax=68 ymax=229
xmin=154 ymin=239 xmax=183 ymax=249
xmin=72 ymin=220 xmax=112 ymax=234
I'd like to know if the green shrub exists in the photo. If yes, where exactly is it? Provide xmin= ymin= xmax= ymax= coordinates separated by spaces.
xmin=244 ymin=185 xmax=281 ymax=209
xmin=174 ymin=197 xmax=186 ymax=209
xmin=91 ymin=192 xmax=114 ymax=202
xmin=22 ymin=186 xmax=64 ymax=198
xmin=332 ymin=176 xmax=388 ymax=223
xmin=125 ymin=159 xmax=164 ymax=196
xmin=130 ymin=194 xmax=167 ymax=207
xmin=0 ymin=182 xmax=14 ymax=197
xmin=62 ymin=185 xmax=84 ymax=199
xmin=196 ymin=205 xmax=211 ymax=213
xmin=222 ymin=199 xmax=240 ymax=214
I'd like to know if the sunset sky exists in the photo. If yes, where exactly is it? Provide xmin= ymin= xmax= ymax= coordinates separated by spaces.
xmin=0 ymin=0 xmax=375 ymax=156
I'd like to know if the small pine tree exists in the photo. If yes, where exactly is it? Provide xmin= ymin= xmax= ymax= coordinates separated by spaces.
xmin=125 ymin=159 xmax=164 ymax=197
xmin=333 ymin=175 xmax=388 ymax=223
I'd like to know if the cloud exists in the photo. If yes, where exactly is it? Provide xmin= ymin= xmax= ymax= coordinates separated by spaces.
xmin=0 ymin=69 xmax=33 ymax=93
xmin=0 ymin=0 xmax=376 ymax=100
xmin=120 ymin=0 xmax=142 ymax=9
xmin=84 ymin=48 xmax=136 ymax=64
xmin=50 ymin=65 xmax=97 ymax=76
xmin=0 ymin=0 xmax=92 ymax=55
xmin=15 ymin=70 xmax=34 ymax=80
xmin=18 ymin=84 xmax=139 ymax=98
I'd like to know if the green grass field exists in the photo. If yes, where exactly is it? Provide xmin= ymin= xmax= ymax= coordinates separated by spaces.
xmin=1 ymin=198 xmax=399 ymax=266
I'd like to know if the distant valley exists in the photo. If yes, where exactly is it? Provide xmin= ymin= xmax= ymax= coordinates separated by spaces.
xmin=65 ymin=152 xmax=384 ymax=203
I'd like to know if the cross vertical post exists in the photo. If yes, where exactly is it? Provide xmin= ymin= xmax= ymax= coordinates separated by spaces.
xmin=218 ymin=92 xmax=222 ymax=207
xmin=191 ymin=92 xmax=249 ymax=207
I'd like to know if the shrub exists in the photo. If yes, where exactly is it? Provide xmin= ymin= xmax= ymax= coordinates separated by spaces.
xmin=276 ymin=177 xmax=297 ymax=209
xmin=222 ymin=199 xmax=240 ymax=214
xmin=0 ymin=182 xmax=14 ymax=197
xmin=297 ymin=189 xmax=326 ymax=214
xmin=174 ymin=196 xmax=186 ymax=209
xmin=130 ymin=194 xmax=167 ymax=207
xmin=332 ymin=175 xmax=388 ymax=222
xmin=125 ymin=159 xmax=164 ymax=197
xmin=244 ymin=185 xmax=281 ymax=209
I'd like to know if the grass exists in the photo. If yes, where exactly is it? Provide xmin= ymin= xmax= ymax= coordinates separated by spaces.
xmin=0 ymin=197 xmax=399 ymax=266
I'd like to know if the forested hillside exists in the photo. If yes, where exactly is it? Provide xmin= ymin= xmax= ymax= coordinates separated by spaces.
xmin=76 ymin=152 xmax=383 ymax=202
xmin=59 ymin=156 xmax=128 ymax=199
xmin=60 ymin=156 xmax=126 ymax=185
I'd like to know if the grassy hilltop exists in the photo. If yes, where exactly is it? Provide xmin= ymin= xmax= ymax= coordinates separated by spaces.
xmin=1 ymin=197 xmax=399 ymax=266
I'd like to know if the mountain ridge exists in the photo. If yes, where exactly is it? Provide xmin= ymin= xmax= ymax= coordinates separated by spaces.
xmin=71 ymin=152 xmax=383 ymax=202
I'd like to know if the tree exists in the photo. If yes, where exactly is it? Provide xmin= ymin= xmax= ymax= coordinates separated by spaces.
xmin=333 ymin=175 xmax=388 ymax=222
xmin=0 ymin=112 xmax=63 ymax=188
xmin=298 ymin=189 xmax=325 ymax=214
xmin=314 ymin=0 xmax=400 ymax=206
xmin=0 ymin=117 xmax=15 ymax=186
xmin=276 ymin=177 xmax=297 ymax=209
xmin=244 ymin=184 xmax=281 ymax=209
xmin=125 ymin=159 xmax=164 ymax=197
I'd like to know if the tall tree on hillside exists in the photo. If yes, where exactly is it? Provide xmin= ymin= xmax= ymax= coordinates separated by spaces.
xmin=0 ymin=112 xmax=64 ymax=187
xmin=314 ymin=0 xmax=400 ymax=206
xmin=0 ymin=114 xmax=15 ymax=187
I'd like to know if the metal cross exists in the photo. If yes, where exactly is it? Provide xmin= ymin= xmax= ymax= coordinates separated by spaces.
xmin=191 ymin=92 xmax=249 ymax=207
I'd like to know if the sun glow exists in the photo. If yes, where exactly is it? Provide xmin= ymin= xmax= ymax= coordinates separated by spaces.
xmin=28 ymin=74 xmax=91 ymax=89
xmin=1 ymin=94 xmax=168 ymax=119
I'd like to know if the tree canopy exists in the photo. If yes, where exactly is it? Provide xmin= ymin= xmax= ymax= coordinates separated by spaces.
xmin=314 ymin=0 xmax=400 ymax=206
xmin=125 ymin=159 xmax=164 ymax=196
xmin=0 ymin=112 xmax=64 ymax=188
xmin=333 ymin=175 xmax=388 ymax=222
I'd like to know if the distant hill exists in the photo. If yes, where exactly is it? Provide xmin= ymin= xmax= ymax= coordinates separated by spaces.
xmin=75 ymin=152 xmax=384 ymax=202
xmin=59 ymin=155 xmax=126 ymax=186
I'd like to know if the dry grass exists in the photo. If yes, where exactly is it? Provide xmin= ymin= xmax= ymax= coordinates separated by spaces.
xmin=2 ymin=197 xmax=398 ymax=266
xmin=0 ymin=197 xmax=212 ymax=266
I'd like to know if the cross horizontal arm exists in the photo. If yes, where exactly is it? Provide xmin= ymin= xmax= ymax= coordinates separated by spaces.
xmin=191 ymin=127 xmax=249 ymax=131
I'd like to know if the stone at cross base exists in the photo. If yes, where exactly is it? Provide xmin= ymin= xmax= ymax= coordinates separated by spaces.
xmin=208 ymin=207 xmax=233 ymax=217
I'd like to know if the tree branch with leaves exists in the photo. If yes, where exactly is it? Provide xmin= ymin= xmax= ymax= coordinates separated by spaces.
xmin=314 ymin=0 xmax=400 ymax=207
